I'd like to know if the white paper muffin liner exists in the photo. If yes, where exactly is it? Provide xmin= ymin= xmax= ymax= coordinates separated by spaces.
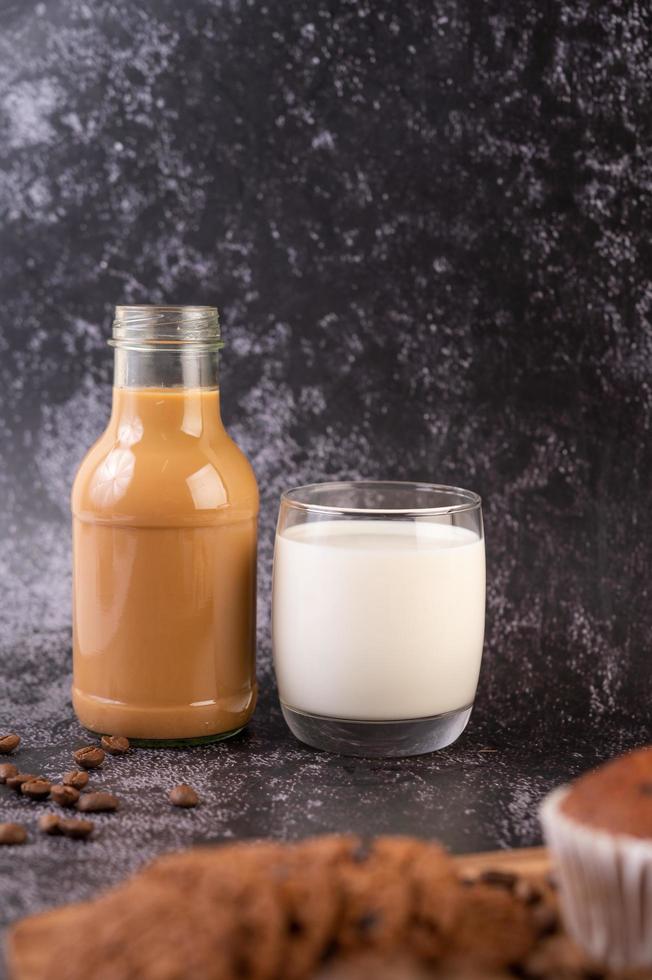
xmin=540 ymin=785 xmax=652 ymax=969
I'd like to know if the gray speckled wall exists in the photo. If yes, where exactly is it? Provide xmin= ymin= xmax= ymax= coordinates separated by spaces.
xmin=0 ymin=0 xmax=651 ymax=951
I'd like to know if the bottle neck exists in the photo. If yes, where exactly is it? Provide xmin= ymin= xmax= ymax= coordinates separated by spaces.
xmin=110 ymin=347 xmax=224 ymax=437
xmin=113 ymin=346 xmax=220 ymax=389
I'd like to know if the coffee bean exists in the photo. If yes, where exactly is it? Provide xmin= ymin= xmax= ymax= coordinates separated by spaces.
xmin=77 ymin=791 xmax=119 ymax=813
xmin=0 ymin=763 xmax=18 ymax=783
xmin=73 ymin=746 xmax=105 ymax=770
xmin=0 ymin=734 xmax=20 ymax=754
xmin=0 ymin=822 xmax=27 ymax=845
xmin=59 ymin=817 xmax=94 ymax=839
xmin=39 ymin=814 xmax=62 ymax=836
xmin=101 ymin=735 xmax=130 ymax=755
xmin=6 ymin=773 xmax=38 ymax=790
xmin=62 ymin=769 xmax=89 ymax=789
xmin=21 ymin=778 xmax=52 ymax=800
xmin=50 ymin=784 xmax=80 ymax=808
xmin=168 ymin=784 xmax=200 ymax=808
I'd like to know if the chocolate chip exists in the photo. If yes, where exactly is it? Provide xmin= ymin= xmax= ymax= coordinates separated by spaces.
xmin=73 ymin=746 xmax=105 ymax=770
xmin=0 ymin=763 xmax=18 ymax=783
xmin=6 ymin=772 xmax=38 ymax=790
xmin=20 ymin=778 xmax=52 ymax=800
xmin=0 ymin=822 xmax=27 ymax=844
xmin=77 ymin=791 xmax=119 ymax=813
xmin=319 ymin=940 xmax=339 ymax=964
xmin=0 ymin=734 xmax=20 ymax=754
xmin=58 ymin=817 xmax=94 ymax=839
xmin=357 ymin=912 xmax=380 ymax=934
xmin=168 ymin=784 xmax=199 ymax=808
xmin=38 ymin=814 xmax=62 ymax=835
xmin=351 ymin=839 xmax=372 ymax=863
xmin=287 ymin=918 xmax=304 ymax=936
xmin=532 ymin=903 xmax=559 ymax=938
xmin=640 ymin=782 xmax=652 ymax=796
xmin=62 ymin=769 xmax=89 ymax=789
xmin=101 ymin=735 xmax=130 ymax=755
xmin=479 ymin=869 xmax=518 ymax=890
xmin=50 ymin=784 xmax=80 ymax=808
xmin=514 ymin=879 xmax=543 ymax=906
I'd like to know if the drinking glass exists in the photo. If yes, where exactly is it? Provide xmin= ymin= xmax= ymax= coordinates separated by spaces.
xmin=272 ymin=481 xmax=485 ymax=757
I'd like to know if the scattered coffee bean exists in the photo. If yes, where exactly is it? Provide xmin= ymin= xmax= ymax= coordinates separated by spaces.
xmin=73 ymin=746 xmax=105 ymax=770
xmin=62 ymin=769 xmax=89 ymax=789
xmin=0 ymin=763 xmax=19 ymax=783
xmin=21 ymin=778 xmax=52 ymax=800
xmin=0 ymin=734 xmax=20 ymax=754
xmin=0 ymin=822 xmax=27 ymax=844
xmin=101 ymin=735 xmax=130 ymax=755
xmin=168 ymin=784 xmax=200 ymax=808
xmin=50 ymin=784 xmax=80 ymax=808
xmin=59 ymin=817 xmax=94 ymax=839
xmin=38 ymin=814 xmax=62 ymax=836
xmin=77 ymin=791 xmax=119 ymax=813
xmin=6 ymin=773 xmax=38 ymax=791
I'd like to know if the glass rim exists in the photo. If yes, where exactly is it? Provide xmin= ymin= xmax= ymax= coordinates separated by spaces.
xmin=280 ymin=480 xmax=482 ymax=517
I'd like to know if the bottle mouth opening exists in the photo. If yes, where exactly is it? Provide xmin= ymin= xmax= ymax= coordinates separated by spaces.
xmin=110 ymin=306 xmax=223 ymax=349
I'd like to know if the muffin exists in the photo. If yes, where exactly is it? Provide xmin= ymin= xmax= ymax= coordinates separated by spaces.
xmin=540 ymin=746 xmax=652 ymax=969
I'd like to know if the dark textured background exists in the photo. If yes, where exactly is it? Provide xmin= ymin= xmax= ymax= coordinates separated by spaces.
xmin=1 ymin=0 xmax=651 ymax=953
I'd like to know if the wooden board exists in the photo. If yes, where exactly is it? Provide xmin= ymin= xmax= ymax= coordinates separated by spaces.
xmin=454 ymin=844 xmax=550 ymax=879
xmin=6 ymin=846 xmax=552 ymax=980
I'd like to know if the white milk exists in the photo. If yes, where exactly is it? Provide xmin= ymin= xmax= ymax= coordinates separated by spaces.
xmin=272 ymin=520 xmax=486 ymax=721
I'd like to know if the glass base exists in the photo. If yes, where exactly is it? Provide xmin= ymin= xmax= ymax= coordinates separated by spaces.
xmin=280 ymin=704 xmax=473 ymax=758
xmin=86 ymin=727 xmax=244 ymax=749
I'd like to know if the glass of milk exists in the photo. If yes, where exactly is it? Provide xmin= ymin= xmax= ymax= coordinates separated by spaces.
xmin=272 ymin=481 xmax=485 ymax=757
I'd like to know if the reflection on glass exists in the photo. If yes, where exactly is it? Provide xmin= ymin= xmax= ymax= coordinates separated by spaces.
xmin=186 ymin=464 xmax=226 ymax=510
xmin=182 ymin=396 xmax=203 ymax=438
xmin=90 ymin=448 xmax=135 ymax=506
xmin=117 ymin=417 xmax=144 ymax=447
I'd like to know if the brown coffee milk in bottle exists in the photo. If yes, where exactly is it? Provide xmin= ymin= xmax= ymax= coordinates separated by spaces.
xmin=71 ymin=307 xmax=258 ymax=743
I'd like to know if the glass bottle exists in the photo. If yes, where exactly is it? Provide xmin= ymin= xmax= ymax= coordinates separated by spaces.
xmin=71 ymin=306 xmax=258 ymax=745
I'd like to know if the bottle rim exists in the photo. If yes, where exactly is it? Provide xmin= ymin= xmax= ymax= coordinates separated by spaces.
xmin=110 ymin=305 xmax=223 ymax=349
